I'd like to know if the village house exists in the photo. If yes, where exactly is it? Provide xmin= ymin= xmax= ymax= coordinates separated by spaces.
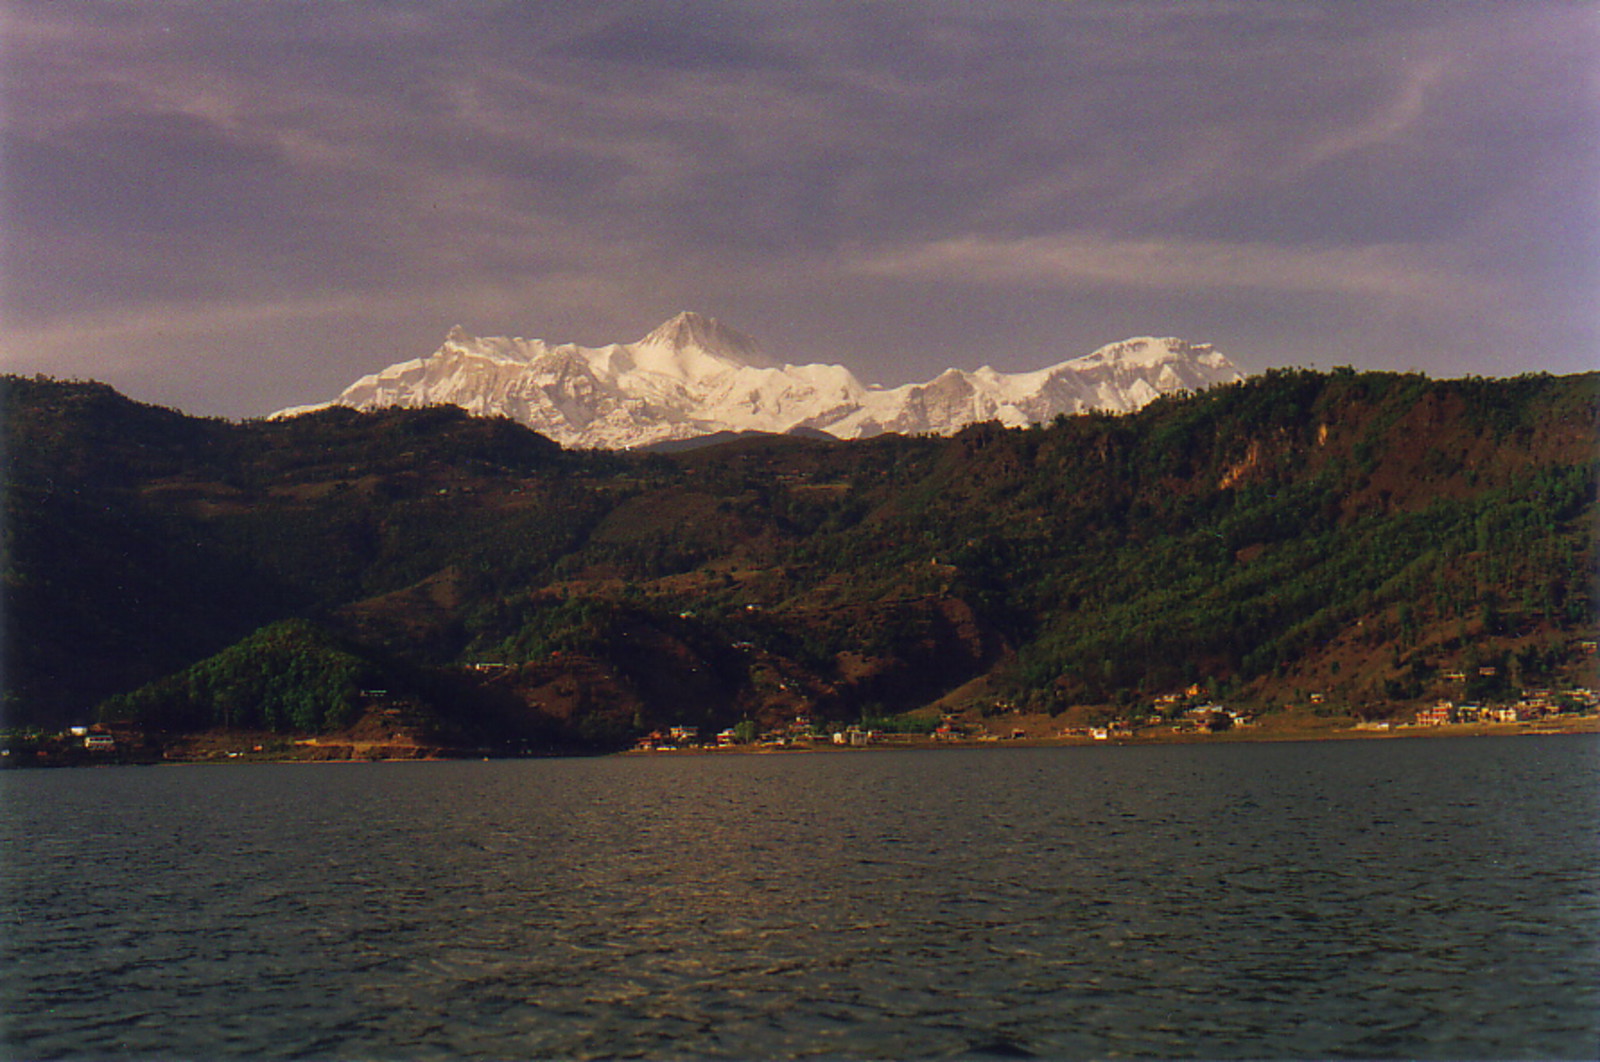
xmin=1414 ymin=702 xmax=1455 ymax=726
xmin=781 ymin=715 xmax=814 ymax=739
xmin=1185 ymin=705 xmax=1233 ymax=732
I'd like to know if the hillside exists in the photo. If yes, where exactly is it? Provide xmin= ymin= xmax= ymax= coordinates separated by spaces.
xmin=2 ymin=369 xmax=1595 ymax=751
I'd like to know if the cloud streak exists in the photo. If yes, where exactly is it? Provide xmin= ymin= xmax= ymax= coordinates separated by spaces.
xmin=850 ymin=232 xmax=1483 ymax=304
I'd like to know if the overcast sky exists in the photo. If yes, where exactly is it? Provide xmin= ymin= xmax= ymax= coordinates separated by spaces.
xmin=2 ymin=1 xmax=1597 ymax=419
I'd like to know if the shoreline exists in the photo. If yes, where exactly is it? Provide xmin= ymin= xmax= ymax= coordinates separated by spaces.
xmin=7 ymin=715 xmax=1597 ymax=769
xmin=624 ymin=715 xmax=1600 ymax=756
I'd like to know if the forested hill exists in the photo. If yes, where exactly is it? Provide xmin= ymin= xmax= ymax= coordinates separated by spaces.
xmin=3 ymin=369 xmax=1595 ymax=747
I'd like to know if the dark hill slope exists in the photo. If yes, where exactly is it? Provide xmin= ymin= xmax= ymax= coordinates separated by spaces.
xmin=897 ymin=370 xmax=1597 ymax=709
xmin=2 ymin=370 xmax=1594 ymax=741
xmin=1 ymin=382 xmax=576 ymax=725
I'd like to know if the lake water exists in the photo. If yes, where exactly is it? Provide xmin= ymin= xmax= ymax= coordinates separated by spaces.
xmin=2 ymin=735 xmax=1597 ymax=1060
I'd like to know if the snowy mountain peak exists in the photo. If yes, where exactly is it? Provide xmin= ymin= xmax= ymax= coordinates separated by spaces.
xmin=640 ymin=312 xmax=768 ymax=366
xmin=273 ymin=315 xmax=1243 ymax=449
xmin=1075 ymin=337 xmax=1206 ymax=367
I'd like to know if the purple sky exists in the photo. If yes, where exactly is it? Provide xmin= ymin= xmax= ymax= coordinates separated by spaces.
xmin=2 ymin=1 xmax=1597 ymax=419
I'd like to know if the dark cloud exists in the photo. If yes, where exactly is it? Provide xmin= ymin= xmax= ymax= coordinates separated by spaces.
xmin=1 ymin=1 xmax=1595 ymax=417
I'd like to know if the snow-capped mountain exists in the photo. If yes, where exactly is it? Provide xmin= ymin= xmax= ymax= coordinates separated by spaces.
xmin=273 ymin=312 xmax=1243 ymax=449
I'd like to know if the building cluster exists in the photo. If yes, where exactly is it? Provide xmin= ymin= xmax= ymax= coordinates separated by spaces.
xmin=1413 ymin=688 xmax=1598 ymax=727
xmin=1 ymin=723 xmax=130 ymax=764
xmin=631 ymin=715 xmax=882 ymax=752
xmin=1052 ymin=704 xmax=1254 ymax=741
xmin=632 ymin=725 xmax=710 ymax=751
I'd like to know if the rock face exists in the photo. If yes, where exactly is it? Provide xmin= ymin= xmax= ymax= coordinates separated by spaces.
xmin=274 ymin=312 xmax=1244 ymax=448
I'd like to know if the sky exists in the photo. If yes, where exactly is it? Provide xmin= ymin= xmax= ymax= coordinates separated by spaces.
xmin=2 ymin=1 xmax=1597 ymax=419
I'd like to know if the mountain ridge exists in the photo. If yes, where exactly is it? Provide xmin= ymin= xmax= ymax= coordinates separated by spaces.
xmin=5 ymin=368 xmax=1594 ymax=744
xmin=274 ymin=312 xmax=1243 ymax=448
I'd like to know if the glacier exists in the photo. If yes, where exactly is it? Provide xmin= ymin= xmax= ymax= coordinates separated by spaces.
xmin=273 ymin=312 xmax=1244 ymax=449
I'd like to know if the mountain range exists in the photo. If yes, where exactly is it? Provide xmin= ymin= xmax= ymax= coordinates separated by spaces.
xmin=274 ymin=312 xmax=1244 ymax=448
xmin=5 ymin=367 xmax=1594 ymax=748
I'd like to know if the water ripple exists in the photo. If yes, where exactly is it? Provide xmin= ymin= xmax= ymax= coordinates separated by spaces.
xmin=3 ymin=737 xmax=1597 ymax=1059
